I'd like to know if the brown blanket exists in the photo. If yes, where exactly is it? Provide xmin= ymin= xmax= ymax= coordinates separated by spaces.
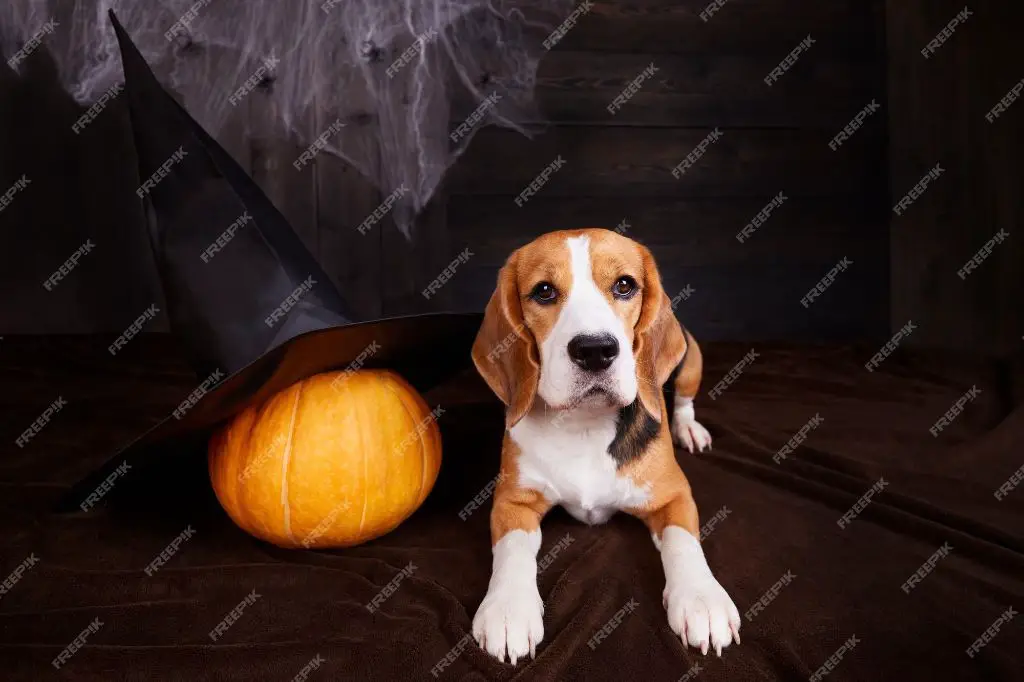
xmin=1 ymin=337 xmax=1022 ymax=681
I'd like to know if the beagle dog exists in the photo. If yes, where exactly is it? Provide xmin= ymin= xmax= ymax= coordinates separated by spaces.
xmin=470 ymin=228 xmax=740 ymax=663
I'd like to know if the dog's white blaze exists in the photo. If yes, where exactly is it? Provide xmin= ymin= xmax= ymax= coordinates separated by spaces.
xmin=536 ymin=235 xmax=638 ymax=408
xmin=510 ymin=404 xmax=651 ymax=524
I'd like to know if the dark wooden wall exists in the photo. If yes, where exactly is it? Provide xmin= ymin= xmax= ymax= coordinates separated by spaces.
xmin=447 ymin=0 xmax=890 ymax=341
xmin=0 ymin=1 xmax=890 ymax=342
xmin=887 ymin=0 xmax=1024 ymax=355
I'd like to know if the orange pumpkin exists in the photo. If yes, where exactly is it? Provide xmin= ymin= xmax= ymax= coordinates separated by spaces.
xmin=208 ymin=369 xmax=441 ymax=549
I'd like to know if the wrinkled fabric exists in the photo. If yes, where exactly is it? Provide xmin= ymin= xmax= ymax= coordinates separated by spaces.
xmin=0 ymin=338 xmax=1021 ymax=681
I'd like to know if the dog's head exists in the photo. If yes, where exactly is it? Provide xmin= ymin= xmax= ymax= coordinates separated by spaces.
xmin=472 ymin=229 xmax=686 ymax=429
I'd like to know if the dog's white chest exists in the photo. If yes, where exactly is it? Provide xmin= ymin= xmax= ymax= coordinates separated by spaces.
xmin=509 ymin=409 xmax=650 ymax=523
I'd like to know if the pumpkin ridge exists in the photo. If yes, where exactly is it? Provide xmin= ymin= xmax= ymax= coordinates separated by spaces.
xmin=235 ymin=409 xmax=260 ymax=532
xmin=279 ymin=382 xmax=303 ymax=545
xmin=354 ymin=374 xmax=369 ymax=538
xmin=382 ymin=373 xmax=426 ymax=518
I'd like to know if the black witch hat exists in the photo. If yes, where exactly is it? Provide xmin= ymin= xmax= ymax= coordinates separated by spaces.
xmin=57 ymin=12 xmax=481 ymax=512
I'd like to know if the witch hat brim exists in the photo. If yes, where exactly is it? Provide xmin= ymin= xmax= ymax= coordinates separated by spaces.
xmin=55 ymin=13 xmax=482 ymax=512
xmin=58 ymin=313 xmax=482 ymax=512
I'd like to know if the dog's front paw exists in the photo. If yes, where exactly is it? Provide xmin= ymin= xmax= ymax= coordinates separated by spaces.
xmin=663 ymin=575 xmax=740 ymax=656
xmin=673 ymin=400 xmax=712 ymax=453
xmin=472 ymin=580 xmax=544 ymax=664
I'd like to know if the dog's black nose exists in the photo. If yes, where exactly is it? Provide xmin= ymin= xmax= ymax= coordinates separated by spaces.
xmin=568 ymin=334 xmax=619 ymax=372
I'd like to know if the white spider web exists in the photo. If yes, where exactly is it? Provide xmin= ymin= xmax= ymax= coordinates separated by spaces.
xmin=0 ymin=0 xmax=574 ymax=234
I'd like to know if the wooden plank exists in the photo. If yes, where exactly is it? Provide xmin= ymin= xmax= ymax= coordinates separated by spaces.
xmin=558 ymin=0 xmax=883 ymax=54
xmin=448 ymin=193 xmax=888 ymax=341
xmin=450 ymin=52 xmax=881 ymax=128
xmin=382 ymin=195 xmax=457 ymax=314
xmin=454 ymin=259 xmax=888 ymax=341
xmin=0 ymin=50 xmax=19 ymax=182
xmin=206 ymin=48 xmax=254 ymax=181
xmin=248 ymin=83 xmax=319 ymax=262
xmin=448 ymin=126 xmax=884 ymax=198
xmin=667 ymin=261 xmax=889 ymax=341
xmin=314 ymin=46 xmax=384 ymax=320
xmin=887 ymin=0 xmax=1024 ymax=354
xmin=0 ymin=64 xmax=51 ymax=331
xmin=378 ymin=42 xmax=456 ymax=315
xmin=315 ymin=147 xmax=385 ymax=321
xmin=448 ymin=196 xmax=884 ymax=267
xmin=73 ymin=79 xmax=170 ymax=333
xmin=0 ymin=58 xmax=164 ymax=334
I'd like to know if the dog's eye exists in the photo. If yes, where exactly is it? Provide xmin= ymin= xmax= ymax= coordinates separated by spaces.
xmin=529 ymin=282 xmax=558 ymax=304
xmin=612 ymin=276 xmax=637 ymax=299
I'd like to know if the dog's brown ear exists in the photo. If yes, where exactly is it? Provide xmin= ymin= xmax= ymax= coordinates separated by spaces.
xmin=472 ymin=253 xmax=539 ymax=429
xmin=633 ymin=244 xmax=686 ymax=423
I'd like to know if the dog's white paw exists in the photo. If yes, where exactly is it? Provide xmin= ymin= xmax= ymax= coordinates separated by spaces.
xmin=674 ymin=419 xmax=712 ymax=453
xmin=658 ymin=526 xmax=740 ymax=657
xmin=673 ymin=399 xmax=712 ymax=453
xmin=472 ymin=580 xmax=544 ymax=664
xmin=663 ymin=575 xmax=741 ymax=656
